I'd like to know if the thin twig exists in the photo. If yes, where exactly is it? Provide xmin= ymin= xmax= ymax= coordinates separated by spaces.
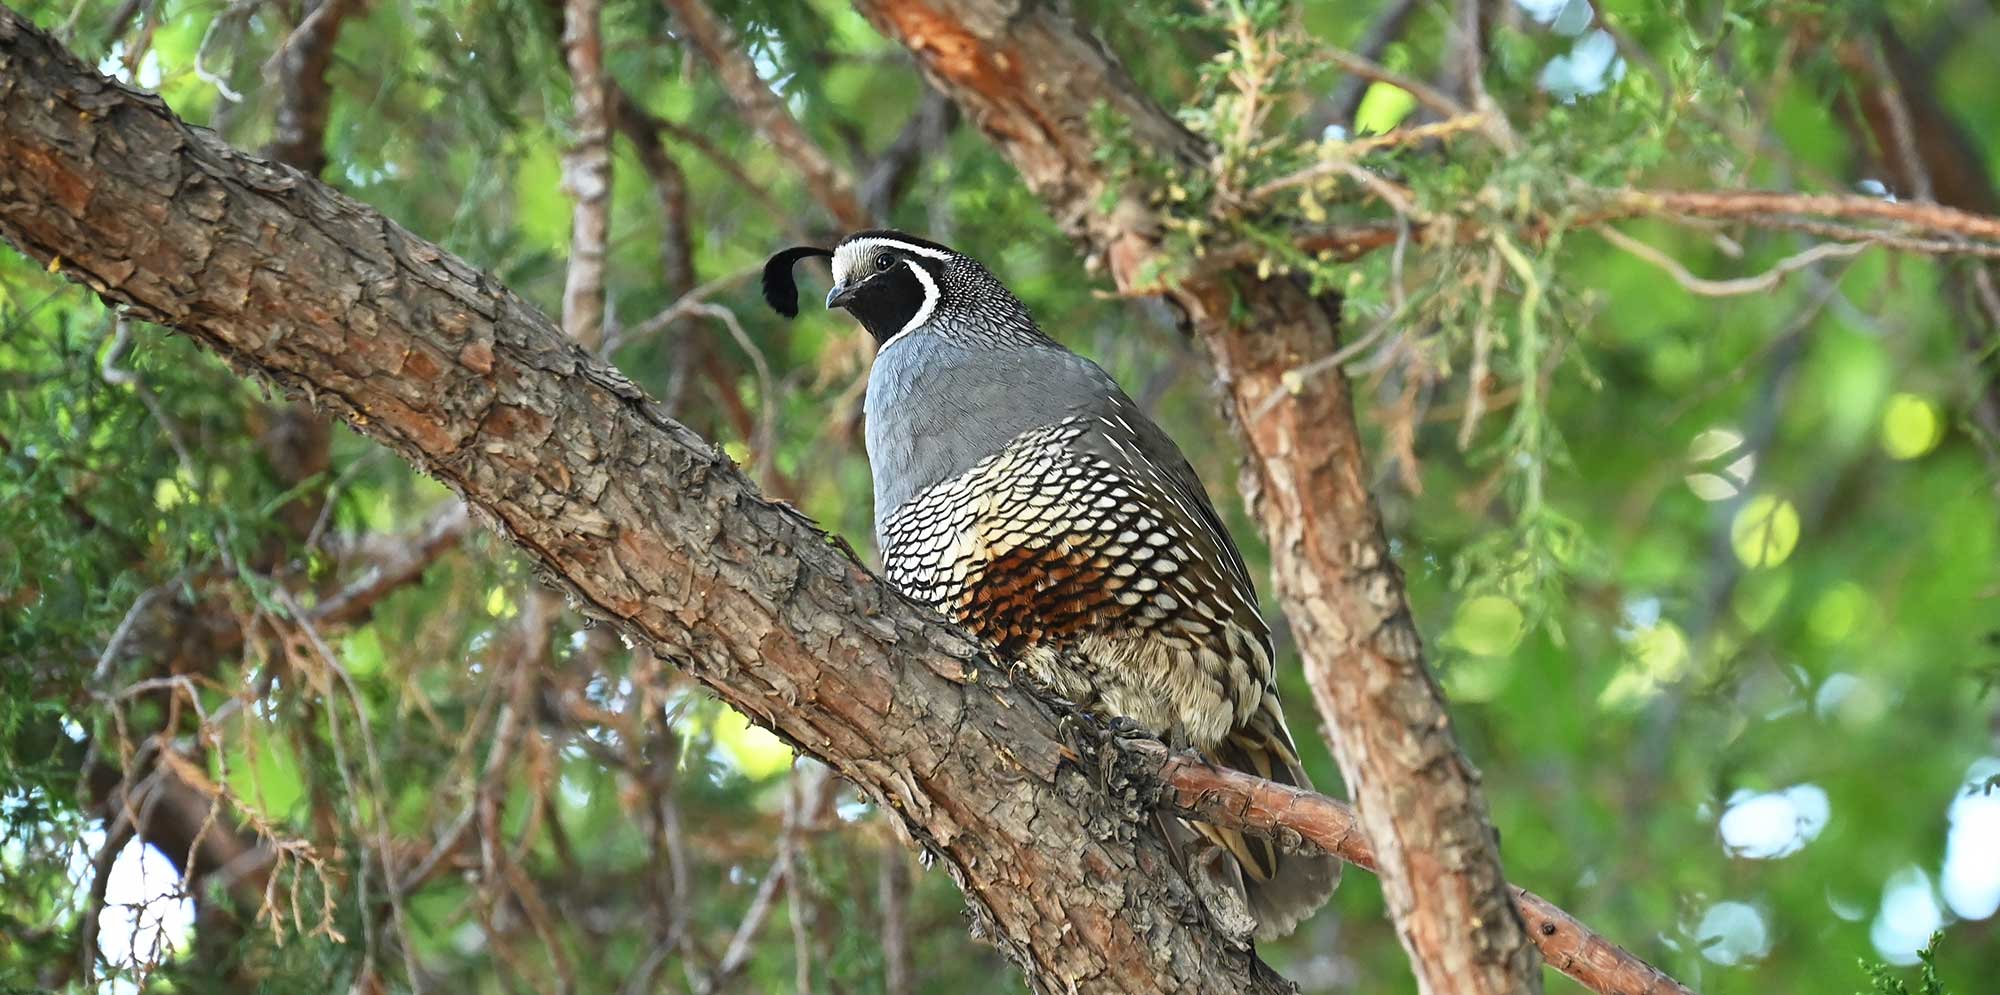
xmin=1252 ymin=294 xmax=1414 ymax=424
xmin=101 ymin=320 xmax=196 ymax=476
xmin=1249 ymin=113 xmax=1494 ymax=204
xmin=709 ymin=765 xmax=830 ymax=992
xmin=1626 ymin=188 xmax=2000 ymax=242
xmin=1862 ymin=39 xmax=1934 ymax=203
xmin=1315 ymin=0 xmax=1421 ymax=132
xmin=1457 ymin=247 xmax=1504 ymax=450
xmin=72 ymin=819 xmax=137 ymax=984
xmin=1321 ymin=41 xmax=1468 ymax=124
xmin=1595 ymin=225 xmax=1869 ymax=297
xmin=1447 ymin=0 xmax=1519 ymax=152
xmin=90 ymin=584 xmax=171 ymax=686
xmin=615 ymin=88 xmax=788 ymax=222
xmin=685 ymin=302 xmax=778 ymax=483
xmin=603 ymin=264 xmax=759 ymax=354
xmin=284 ymin=590 xmax=428 ymax=991
xmin=311 ymin=501 xmax=471 ymax=625
xmin=1127 ymin=740 xmax=1697 ymax=995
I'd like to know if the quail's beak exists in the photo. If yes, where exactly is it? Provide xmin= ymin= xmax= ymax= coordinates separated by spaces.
xmin=826 ymin=282 xmax=857 ymax=310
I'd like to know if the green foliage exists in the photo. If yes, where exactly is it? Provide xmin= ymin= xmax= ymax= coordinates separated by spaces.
xmin=1861 ymin=932 xmax=1950 ymax=995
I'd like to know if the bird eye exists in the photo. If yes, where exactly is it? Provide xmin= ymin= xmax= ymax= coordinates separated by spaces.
xmin=875 ymin=253 xmax=896 ymax=272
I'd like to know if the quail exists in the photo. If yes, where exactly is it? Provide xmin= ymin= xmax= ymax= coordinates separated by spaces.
xmin=765 ymin=230 xmax=1338 ymax=940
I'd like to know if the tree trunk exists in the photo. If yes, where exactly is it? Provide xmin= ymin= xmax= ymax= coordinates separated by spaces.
xmin=0 ymin=11 xmax=1280 ymax=993
xmin=846 ymin=1 xmax=1543 ymax=991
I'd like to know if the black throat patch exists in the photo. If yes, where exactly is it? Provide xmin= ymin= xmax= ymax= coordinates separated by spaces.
xmin=847 ymin=258 xmax=940 ymax=345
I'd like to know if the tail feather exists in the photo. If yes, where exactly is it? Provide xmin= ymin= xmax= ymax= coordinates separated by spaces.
xmin=1198 ymin=697 xmax=1340 ymax=941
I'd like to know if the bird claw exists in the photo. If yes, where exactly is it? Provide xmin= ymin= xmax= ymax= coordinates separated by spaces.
xmin=1102 ymin=715 xmax=1151 ymax=742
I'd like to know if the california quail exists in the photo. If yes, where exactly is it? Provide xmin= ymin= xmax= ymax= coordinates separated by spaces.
xmin=765 ymin=230 xmax=1338 ymax=940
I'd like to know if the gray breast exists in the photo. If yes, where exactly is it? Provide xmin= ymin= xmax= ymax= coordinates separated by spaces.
xmin=864 ymin=334 xmax=1117 ymax=540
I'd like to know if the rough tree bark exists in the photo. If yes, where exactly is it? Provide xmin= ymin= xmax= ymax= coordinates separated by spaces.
xmin=0 ymin=11 xmax=1271 ymax=993
xmin=844 ymin=2 xmax=1543 ymax=992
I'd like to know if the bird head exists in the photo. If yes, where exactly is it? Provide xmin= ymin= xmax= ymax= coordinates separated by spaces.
xmin=765 ymin=230 xmax=1019 ymax=350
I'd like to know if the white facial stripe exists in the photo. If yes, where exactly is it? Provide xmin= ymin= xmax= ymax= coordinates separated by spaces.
xmin=831 ymin=236 xmax=952 ymax=285
xmin=877 ymin=258 xmax=940 ymax=352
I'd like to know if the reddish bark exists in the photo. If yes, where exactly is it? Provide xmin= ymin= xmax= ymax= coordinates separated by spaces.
xmin=847 ymin=2 xmax=1541 ymax=991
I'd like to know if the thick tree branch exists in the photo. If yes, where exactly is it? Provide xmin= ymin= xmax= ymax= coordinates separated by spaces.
xmin=844 ymin=2 xmax=1542 ymax=992
xmin=0 ymin=13 xmax=1271 ymax=993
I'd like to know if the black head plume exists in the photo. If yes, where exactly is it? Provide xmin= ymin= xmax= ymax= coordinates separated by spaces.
xmin=762 ymin=246 xmax=835 ymax=318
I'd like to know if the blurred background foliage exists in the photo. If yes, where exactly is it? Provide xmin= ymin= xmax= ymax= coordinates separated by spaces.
xmin=2 ymin=0 xmax=1998 ymax=992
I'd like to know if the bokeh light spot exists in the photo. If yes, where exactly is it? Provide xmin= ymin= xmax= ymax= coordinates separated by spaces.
xmin=1880 ymin=393 xmax=1942 ymax=460
xmin=1633 ymin=621 xmax=1689 ymax=680
xmin=1598 ymin=620 xmax=1690 ymax=710
xmin=1352 ymin=83 xmax=1417 ymax=135
xmin=1718 ymin=784 xmax=1829 ymax=859
xmin=1731 ymin=495 xmax=1800 ymax=568
xmin=1871 ymin=866 xmax=1943 ymax=965
xmin=1731 ymin=569 xmax=1790 ymax=631
xmin=1696 ymin=901 xmax=1770 ymax=965
xmin=1685 ymin=428 xmax=1754 ymax=501
xmin=709 ymin=706 xmax=794 ymax=781
xmin=1808 ymin=583 xmax=1869 ymax=644
xmin=1943 ymin=758 xmax=2000 ymax=921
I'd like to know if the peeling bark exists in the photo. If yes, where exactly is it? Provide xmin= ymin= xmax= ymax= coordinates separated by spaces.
xmin=0 ymin=12 xmax=1279 ymax=993
xmin=844 ymin=1 xmax=1542 ymax=992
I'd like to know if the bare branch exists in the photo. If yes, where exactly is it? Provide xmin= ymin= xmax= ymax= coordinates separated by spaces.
xmin=262 ymin=0 xmax=360 ymax=176
xmin=660 ymin=0 xmax=869 ymax=229
xmin=70 ymin=818 xmax=137 ymax=985
xmin=611 ymin=89 xmax=697 ymax=298
xmin=859 ymin=87 xmax=957 ymax=219
xmin=1626 ymin=188 xmax=2000 ymax=242
xmin=1323 ymin=38 xmax=1468 ymax=123
xmin=879 ymin=843 xmax=914 ymax=995
xmin=1143 ymin=742 xmax=1698 ymax=995
xmin=711 ymin=767 xmax=831 ymax=991
xmin=1594 ymin=226 xmax=1869 ymax=297
xmin=1311 ymin=0 xmax=1420 ymax=134
xmin=1818 ymin=16 xmax=2000 ymax=491
xmin=560 ymin=0 xmax=611 ymax=351
xmin=311 ymin=501 xmax=471 ymax=626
